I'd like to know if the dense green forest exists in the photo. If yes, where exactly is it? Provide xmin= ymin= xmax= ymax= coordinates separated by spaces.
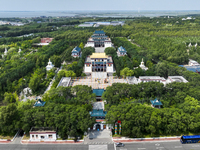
xmin=1 ymin=15 xmax=200 ymax=138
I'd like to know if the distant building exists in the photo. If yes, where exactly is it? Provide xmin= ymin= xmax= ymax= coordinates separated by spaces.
xmin=34 ymin=38 xmax=54 ymax=46
xmin=189 ymin=59 xmax=200 ymax=66
xmin=139 ymin=58 xmax=148 ymax=71
xmin=78 ymin=23 xmax=94 ymax=27
xmin=85 ymin=30 xmax=113 ymax=48
xmin=29 ymin=127 xmax=56 ymax=141
xmin=166 ymin=76 xmax=188 ymax=84
xmin=18 ymin=47 xmax=22 ymax=53
xmin=187 ymin=17 xmax=192 ymax=20
xmin=93 ymin=89 xmax=105 ymax=101
xmin=71 ymin=46 xmax=81 ymax=58
xmin=57 ymin=77 xmax=71 ymax=88
xmin=33 ymin=99 xmax=46 ymax=107
xmin=84 ymin=53 xmax=115 ymax=77
xmin=188 ymin=43 xmax=192 ymax=48
xmin=4 ymin=47 xmax=7 ymax=55
xmin=46 ymin=59 xmax=54 ymax=71
xmin=150 ymin=98 xmax=162 ymax=109
xmin=117 ymin=46 xmax=127 ymax=57
xmin=182 ymin=18 xmax=186 ymax=21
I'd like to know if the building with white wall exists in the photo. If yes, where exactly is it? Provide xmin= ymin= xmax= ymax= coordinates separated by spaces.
xmin=188 ymin=59 xmax=200 ymax=66
xmin=46 ymin=59 xmax=54 ymax=71
xmin=84 ymin=53 xmax=115 ymax=77
xmin=117 ymin=46 xmax=127 ymax=57
xmin=71 ymin=46 xmax=81 ymax=58
xmin=85 ymin=30 xmax=113 ymax=48
xmin=29 ymin=127 xmax=56 ymax=141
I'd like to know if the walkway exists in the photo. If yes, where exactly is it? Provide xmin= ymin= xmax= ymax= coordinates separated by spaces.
xmin=95 ymin=47 xmax=105 ymax=53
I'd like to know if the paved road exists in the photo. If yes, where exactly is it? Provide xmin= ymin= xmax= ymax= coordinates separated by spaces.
xmin=115 ymin=141 xmax=200 ymax=150
xmin=0 ymin=144 xmax=114 ymax=150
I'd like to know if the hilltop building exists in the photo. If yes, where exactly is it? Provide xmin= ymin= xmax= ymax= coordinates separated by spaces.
xmin=71 ymin=46 xmax=81 ymax=58
xmin=189 ymin=59 xmax=200 ymax=66
xmin=150 ymin=98 xmax=162 ymax=109
xmin=33 ymin=99 xmax=46 ymax=107
xmin=85 ymin=31 xmax=113 ymax=48
xmin=46 ymin=59 xmax=54 ymax=71
xmin=139 ymin=58 xmax=148 ymax=71
xmin=84 ymin=53 xmax=115 ymax=78
xmin=117 ymin=46 xmax=127 ymax=57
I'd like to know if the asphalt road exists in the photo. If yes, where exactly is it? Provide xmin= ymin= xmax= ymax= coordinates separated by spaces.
xmin=0 ymin=144 xmax=115 ymax=150
xmin=116 ymin=141 xmax=200 ymax=150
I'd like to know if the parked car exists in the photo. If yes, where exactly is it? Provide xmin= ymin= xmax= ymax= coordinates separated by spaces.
xmin=115 ymin=142 xmax=125 ymax=147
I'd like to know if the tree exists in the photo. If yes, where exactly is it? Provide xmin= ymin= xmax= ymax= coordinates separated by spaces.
xmin=29 ymin=75 xmax=41 ymax=94
xmin=3 ymin=92 xmax=16 ymax=105
xmin=105 ymin=47 xmax=116 ymax=56
xmin=120 ymin=67 xmax=134 ymax=78
xmin=79 ymin=42 xmax=84 ymax=49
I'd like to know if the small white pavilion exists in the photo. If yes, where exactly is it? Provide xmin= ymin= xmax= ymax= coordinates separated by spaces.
xmin=4 ymin=47 xmax=8 ymax=55
xmin=46 ymin=59 xmax=54 ymax=71
xmin=18 ymin=47 xmax=22 ymax=53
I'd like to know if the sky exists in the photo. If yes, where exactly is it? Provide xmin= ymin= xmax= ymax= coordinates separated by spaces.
xmin=0 ymin=0 xmax=200 ymax=11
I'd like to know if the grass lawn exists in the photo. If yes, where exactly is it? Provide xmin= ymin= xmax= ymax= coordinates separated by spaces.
xmin=0 ymin=135 xmax=14 ymax=140
xmin=22 ymin=135 xmax=30 ymax=140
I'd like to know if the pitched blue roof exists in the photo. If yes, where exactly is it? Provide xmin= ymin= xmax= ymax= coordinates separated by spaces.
xmin=150 ymin=98 xmax=162 ymax=106
xmin=93 ymin=89 xmax=105 ymax=96
xmin=179 ymin=65 xmax=200 ymax=73
xmin=34 ymin=99 xmax=46 ymax=107
xmin=72 ymin=46 xmax=81 ymax=53
xmin=118 ymin=46 xmax=127 ymax=53
xmin=89 ymin=109 xmax=107 ymax=117
xmin=94 ymin=30 xmax=105 ymax=34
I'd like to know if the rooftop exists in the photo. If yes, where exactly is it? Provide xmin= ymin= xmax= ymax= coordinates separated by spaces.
xmin=118 ymin=46 xmax=127 ymax=53
xmin=57 ymin=77 xmax=71 ymax=88
xmin=139 ymin=76 xmax=166 ymax=81
xmin=94 ymin=30 xmax=105 ymax=34
xmin=89 ymin=109 xmax=107 ymax=117
xmin=150 ymin=98 xmax=163 ymax=106
xmin=72 ymin=46 xmax=81 ymax=53
xmin=168 ymin=76 xmax=188 ymax=83
xmin=90 ymin=53 xmax=108 ymax=59
xmin=33 ymin=99 xmax=46 ymax=107
xmin=179 ymin=65 xmax=200 ymax=73
xmin=30 ymin=127 xmax=56 ymax=133
xmin=93 ymin=89 xmax=105 ymax=97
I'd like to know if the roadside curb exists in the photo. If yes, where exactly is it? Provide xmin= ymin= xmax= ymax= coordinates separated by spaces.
xmin=21 ymin=140 xmax=84 ymax=145
xmin=113 ymin=137 xmax=180 ymax=143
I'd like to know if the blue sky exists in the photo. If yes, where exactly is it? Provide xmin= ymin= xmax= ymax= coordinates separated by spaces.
xmin=0 ymin=0 xmax=200 ymax=11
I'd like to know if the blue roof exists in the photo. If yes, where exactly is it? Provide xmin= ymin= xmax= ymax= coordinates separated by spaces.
xmin=89 ymin=109 xmax=107 ymax=117
xmin=94 ymin=30 xmax=105 ymax=34
xmin=118 ymin=46 xmax=127 ymax=53
xmin=150 ymin=98 xmax=162 ymax=106
xmin=182 ymin=135 xmax=200 ymax=139
xmin=33 ymin=99 xmax=46 ymax=107
xmin=93 ymin=89 xmax=105 ymax=96
xmin=72 ymin=46 xmax=81 ymax=53
xmin=179 ymin=65 xmax=200 ymax=73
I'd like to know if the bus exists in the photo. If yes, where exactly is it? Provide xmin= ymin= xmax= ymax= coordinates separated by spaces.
xmin=180 ymin=135 xmax=200 ymax=144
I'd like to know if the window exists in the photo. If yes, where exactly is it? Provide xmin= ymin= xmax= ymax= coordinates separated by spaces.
xmin=32 ymin=135 xmax=34 ymax=138
xmin=49 ymin=135 xmax=52 ymax=138
xmin=41 ymin=136 xmax=45 ymax=139
xmin=36 ymin=135 xmax=38 ymax=138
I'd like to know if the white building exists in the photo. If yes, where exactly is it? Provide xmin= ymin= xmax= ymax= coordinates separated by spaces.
xmin=166 ymin=76 xmax=188 ymax=84
xmin=46 ymin=59 xmax=54 ymax=71
xmin=18 ymin=47 xmax=21 ymax=53
xmin=84 ymin=53 xmax=115 ymax=77
xmin=139 ymin=58 xmax=148 ymax=71
xmin=117 ymin=46 xmax=127 ymax=57
xmin=188 ymin=43 xmax=192 ymax=48
xmin=29 ymin=127 xmax=56 ymax=141
xmin=85 ymin=30 xmax=113 ymax=48
xmin=71 ymin=46 xmax=81 ymax=58
xmin=188 ymin=59 xmax=200 ymax=66
xmin=4 ymin=47 xmax=7 ymax=55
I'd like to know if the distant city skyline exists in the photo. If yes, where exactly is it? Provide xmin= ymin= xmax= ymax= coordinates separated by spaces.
xmin=0 ymin=0 xmax=200 ymax=11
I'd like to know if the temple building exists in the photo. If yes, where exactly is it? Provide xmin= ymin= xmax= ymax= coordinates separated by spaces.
xmin=150 ymin=98 xmax=162 ymax=109
xmin=84 ymin=53 xmax=115 ymax=78
xmin=85 ymin=30 xmax=113 ymax=48
xmin=18 ymin=47 xmax=22 ymax=53
xmin=117 ymin=46 xmax=127 ymax=57
xmin=46 ymin=59 xmax=54 ymax=71
xmin=139 ymin=58 xmax=148 ymax=70
xmin=71 ymin=46 xmax=81 ymax=58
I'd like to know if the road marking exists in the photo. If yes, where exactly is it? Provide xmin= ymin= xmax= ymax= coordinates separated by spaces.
xmin=120 ymin=149 xmax=127 ymax=150
xmin=155 ymin=143 xmax=160 ymax=146
xmin=156 ymin=147 xmax=164 ymax=149
xmin=89 ymin=145 xmax=107 ymax=150
xmin=192 ymin=145 xmax=200 ymax=147
xmin=175 ymin=146 xmax=182 ymax=148
xmin=138 ymin=148 xmax=146 ymax=150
